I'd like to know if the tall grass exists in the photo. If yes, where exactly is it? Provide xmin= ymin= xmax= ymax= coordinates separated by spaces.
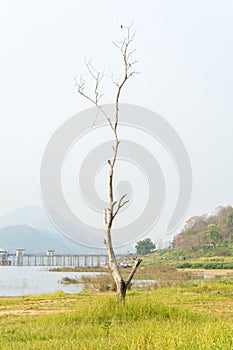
xmin=60 ymin=265 xmax=196 ymax=292
xmin=0 ymin=282 xmax=233 ymax=349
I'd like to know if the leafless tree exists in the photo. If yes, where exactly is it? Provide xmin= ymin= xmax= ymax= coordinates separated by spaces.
xmin=76 ymin=24 xmax=142 ymax=300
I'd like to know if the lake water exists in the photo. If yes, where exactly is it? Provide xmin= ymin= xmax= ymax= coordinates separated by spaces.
xmin=0 ymin=267 xmax=214 ymax=297
xmin=0 ymin=266 xmax=98 ymax=296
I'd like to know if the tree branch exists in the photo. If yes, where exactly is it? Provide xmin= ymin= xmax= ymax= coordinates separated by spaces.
xmin=113 ymin=194 xmax=129 ymax=220
xmin=125 ymin=257 xmax=143 ymax=288
xmin=113 ymin=26 xmax=138 ymax=131
xmin=75 ymin=64 xmax=115 ymax=132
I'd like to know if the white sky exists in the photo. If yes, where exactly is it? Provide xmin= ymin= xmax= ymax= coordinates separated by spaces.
xmin=0 ymin=0 xmax=233 ymax=238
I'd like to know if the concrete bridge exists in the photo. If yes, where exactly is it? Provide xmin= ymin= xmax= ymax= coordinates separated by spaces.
xmin=6 ymin=254 xmax=110 ymax=267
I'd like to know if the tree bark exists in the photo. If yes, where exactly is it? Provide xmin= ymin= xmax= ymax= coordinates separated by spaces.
xmin=105 ymin=224 xmax=142 ymax=300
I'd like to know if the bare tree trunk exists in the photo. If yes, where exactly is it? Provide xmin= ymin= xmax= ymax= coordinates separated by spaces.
xmin=77 ymin=24 xmax=142 ymax=300
xmin=105 ymin=224 xmax=142 ymax=300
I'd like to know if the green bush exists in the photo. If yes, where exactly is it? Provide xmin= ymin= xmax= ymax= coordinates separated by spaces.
xmin=175 ymin=262 xmax=192 ymax=268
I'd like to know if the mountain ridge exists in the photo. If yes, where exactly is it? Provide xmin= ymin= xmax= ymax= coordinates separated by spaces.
xmin=0 ymin=224 xmax=93 ymax=254
xmin=0 ymin=206 xmax=134 ymax=254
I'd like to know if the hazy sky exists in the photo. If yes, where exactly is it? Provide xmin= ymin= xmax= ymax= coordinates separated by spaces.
xmin=1 ymin=0 xmax=233 ymax=240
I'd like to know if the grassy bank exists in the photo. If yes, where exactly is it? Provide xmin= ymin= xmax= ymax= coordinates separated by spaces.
xmin=0 ymin=281 xmax=233 ymax=349
xmin=143 ymin=244 xmax=233 ymax=269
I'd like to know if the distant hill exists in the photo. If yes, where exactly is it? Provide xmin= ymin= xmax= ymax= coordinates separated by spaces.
xmin=0 ymin=206 xmax=59 ymax=233
xmin=0 ymin=205 xmax=99 ymax=240
xmin=0 ymin=206 xmax=134 ymax=254
xmin=0 ymin=224 xmax=94 ymax=254
xmin=0 ymin=206 xmax=102 ymax=252
xmin=0 ymin=206 xmax=103 ymax=254
xmin=137 ymin=205 xmax=233 ymax=270
xmin=173 ymin=205 xmax=233 ymax=248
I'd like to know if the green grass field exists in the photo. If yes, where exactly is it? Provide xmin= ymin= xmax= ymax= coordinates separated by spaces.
xmin=0 ymin=280 xmax=233 ymax=350
xmin=143 ymin=244 xmax=233 ymax=269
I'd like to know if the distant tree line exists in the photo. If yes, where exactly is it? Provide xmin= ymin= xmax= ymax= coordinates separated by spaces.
xmin=173 ymin=205 xmax=233 ymax=248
